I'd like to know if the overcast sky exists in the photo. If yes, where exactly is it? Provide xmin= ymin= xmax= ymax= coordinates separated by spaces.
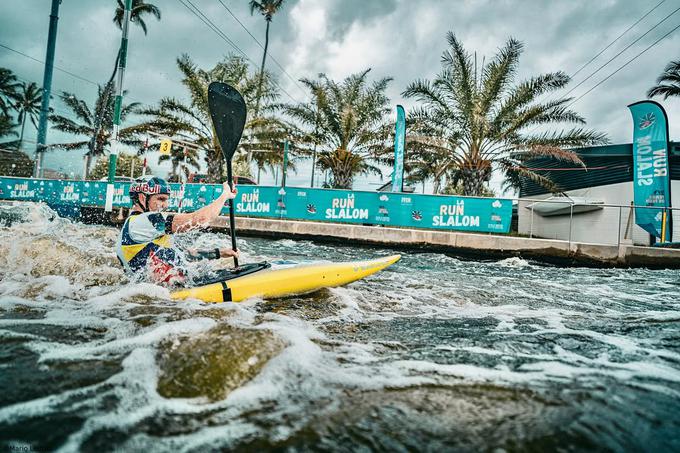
xmin=1 ymin=0 xmax=679 ymax=191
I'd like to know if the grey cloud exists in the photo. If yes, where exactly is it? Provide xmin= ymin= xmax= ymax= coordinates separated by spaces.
xmin=1 ymin=0 xmax=679 ymax=182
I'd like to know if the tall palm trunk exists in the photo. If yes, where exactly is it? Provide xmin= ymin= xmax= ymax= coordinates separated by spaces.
xmin=83 ymin=154 xmax=92 ymax=180
xmin=254 ymin=19 xmax=270 ymax=119
xmin=90 ymin=51 xmax=120 ymax=154
xmin=460 ymin=166 xmax=490 ymax=196
xmin=249 ymin=19 xmax=271 ymax=166
xmin=171 ymin=160 xmax=180 ymax=181
xmin=18 ymin=115 xmax=27 ymax=150
xmin=332 ymin=161 xmax=354 ymax=189
xmin=207 ymin=148 xmax=224 ymax=182
xmin=433 ymin=176 xmax=441 ymax=194
xmin=310 ymin=118 xmax=319 ymax=187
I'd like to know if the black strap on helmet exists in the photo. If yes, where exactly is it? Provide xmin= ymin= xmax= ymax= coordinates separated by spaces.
xmin=131 ymin=192 xmax=150 ymax=213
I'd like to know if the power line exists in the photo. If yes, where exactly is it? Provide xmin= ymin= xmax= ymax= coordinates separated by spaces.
xmin=526 ymin=5 xmax=680 ymax=137
xmin=567 ymin=22 xmax=680 ymax=108
xmin=215 ymin=0 xmax=309 ymax=99
xmin=217 ymin=0 xmax=264 ymax=47
xmin=560 ymin=5 xmax=680 ymax=101
xmin=0 ymin=42 xmax=100 ymax=87
xmin=176 ymin=0 xmax=301 ymax=104
xmin=179 ymin=0 xmax=254 ymax=63
xmin=570 ymin=0 xmax=666 ymax=78
xmin=0 ymin=42 xmax=152 ymax=109
xmin=5 ymin=71 xmax=123 ymax=119
xmin=2 ymin=72 xmax=81 ymax=118
xmin=179 ymin=0 xmax=300 ymax=103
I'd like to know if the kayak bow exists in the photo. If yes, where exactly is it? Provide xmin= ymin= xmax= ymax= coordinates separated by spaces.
xmin=171 ymin=254 xmax=401 ymax=303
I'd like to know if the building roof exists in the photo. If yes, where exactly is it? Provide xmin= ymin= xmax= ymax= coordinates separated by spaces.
xmin=519 ymin=142 xmax=680 ymax=197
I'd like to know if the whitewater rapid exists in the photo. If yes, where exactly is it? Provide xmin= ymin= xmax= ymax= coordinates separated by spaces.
xmin=1 ymin=202 xmax=679 ymax=451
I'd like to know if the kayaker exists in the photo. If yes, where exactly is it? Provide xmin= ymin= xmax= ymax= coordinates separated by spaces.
xmin=116 ymin=176 xmax=239 ymax=286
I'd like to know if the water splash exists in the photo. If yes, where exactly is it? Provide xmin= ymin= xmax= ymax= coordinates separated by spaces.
xmin=1 ymin=203 xmax=679 ymax=451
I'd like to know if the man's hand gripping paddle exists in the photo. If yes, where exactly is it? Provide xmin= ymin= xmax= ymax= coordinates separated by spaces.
xmin=207 ymin=82 xmax=247 ymax=267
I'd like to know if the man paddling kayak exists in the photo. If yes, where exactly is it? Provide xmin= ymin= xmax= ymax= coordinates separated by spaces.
xmin=116 ymin=176 xmax=238 ymax=286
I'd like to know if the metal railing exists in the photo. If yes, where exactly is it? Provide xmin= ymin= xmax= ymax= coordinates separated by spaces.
xmin=519 ymin=197 xmax=679 ymax=247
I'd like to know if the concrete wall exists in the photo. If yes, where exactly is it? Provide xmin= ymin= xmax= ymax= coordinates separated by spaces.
xmin=208 ymin=216 xmax=680 ymax=268
xmin=517 ymin=181 xmax=679 ymax=246
xmin=672 ymin=180 xmax=680 ymax=243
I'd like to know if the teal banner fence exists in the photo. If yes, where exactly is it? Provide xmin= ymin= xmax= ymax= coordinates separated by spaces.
xmin=628 ymin=100 xmax=672 ymax=241
xmin=0 ymin=177 xmax=513 ymax=233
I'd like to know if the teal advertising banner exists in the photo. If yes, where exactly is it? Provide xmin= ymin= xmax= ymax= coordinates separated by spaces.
xmin=628 ymin=101 xmax=672 ymax=241
xmin=392 ymin=105 xmax=406 ymax=192
xmin=0 ymin=177 xmax=513 ymax=234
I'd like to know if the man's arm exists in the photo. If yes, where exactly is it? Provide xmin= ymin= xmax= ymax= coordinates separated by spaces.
xmin=185 ymin=248 xmax=239 ymax=261
xmin=171 ymin=182 xmax=237 ymax=233
xmin=185 ymin=248 xmax=220 ymax=261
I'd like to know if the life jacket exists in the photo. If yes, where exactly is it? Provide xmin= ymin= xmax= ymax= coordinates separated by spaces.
xmin=116 ymin=212 xmax=185 ymax=285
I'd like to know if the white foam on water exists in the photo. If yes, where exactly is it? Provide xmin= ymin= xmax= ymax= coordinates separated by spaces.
xmin=274 ymin=239 xmax=298 ymax=247
xmin=0 ymin=275 xmax=84 ymax=302
xmin=519 ymin=358 xmax=680 ymax=384
xmin=120 ymin=421 xmax=262 ymax=452
xmin=523 ymin=324 xmax=641 ymax=354
xmin=56 ymin=347 xmax=163 ymax=452
xmin=0 ymin=380 xmax=105 ymax=426
xmin=0 ymin=294 xmax=37 ymax=311
xmin=497 ymin=257 xmax=531 ymax=268
xmin=392 ymin=359 xmax=544 ymax=385
xmin=626 ymin=311 xmax=680 ymax=323
xmin=36 ymin=317 xmax=217 ymax=362
xmin=192 ymin=308 xmax=435 ymax=442
xmin=84 ymin=282 xmax=170 ymax=307
xmin=389 ymin=352 xmax=680 ymax=388
xmin=2 ymin=205 xmax=680 ymax=449
xmin=325 ymin=286 xmax=366 ymax=322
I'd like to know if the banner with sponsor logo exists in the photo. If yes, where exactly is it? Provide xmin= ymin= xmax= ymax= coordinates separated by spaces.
xmin=392 ymin=105 xmax=406 ymax=192
xmin=628 ymin=101 xmax=672 ymax=241
xmin=0 ymin=177 xmax=513 ymax=234
xmin=224 ymin=186 xmax=512 ymax=233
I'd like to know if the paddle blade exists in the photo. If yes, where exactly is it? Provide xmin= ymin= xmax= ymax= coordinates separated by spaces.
xmin=208 ymin=82 xmax=247 ymax=162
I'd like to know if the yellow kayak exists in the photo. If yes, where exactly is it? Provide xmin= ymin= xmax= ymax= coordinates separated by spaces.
xmin=171 ymin=254 xmax=401 ymax=303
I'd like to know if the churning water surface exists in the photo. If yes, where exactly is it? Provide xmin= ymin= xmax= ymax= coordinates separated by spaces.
xmin=0 ymin=203 xmax=679 ymax=452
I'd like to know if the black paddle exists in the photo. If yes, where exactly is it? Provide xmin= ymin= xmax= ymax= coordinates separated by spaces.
xmin=208 ymin=81 xmax=247 ymax=267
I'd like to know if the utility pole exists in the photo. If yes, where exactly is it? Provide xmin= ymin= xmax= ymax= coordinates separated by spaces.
xmin=282 ymin=140 xmax=288 ymax=188
xmin=105 ymin=0 xmax=132 ymax=212
xmin=310 ymin=121 xmax=318 ymax=188
xmin=34 ymin=0 xmax=61 ymax=178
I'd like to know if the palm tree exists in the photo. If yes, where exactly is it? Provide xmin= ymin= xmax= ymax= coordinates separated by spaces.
xmin=0 ymin=114 xmax=17 ymax=141
xmin=157 ymin=144 xmax=200 ymax=182
xmin=402 ymin=136 xmax=457 ymax=194
xmin=648 ymin=60 xmax=680 ymax=100
xmin=286 ymin=70 xmax=392 ymax=189
xmin=249 ymin=0 xmax=285 ymax=119
xmin=113 ymin=0 xmax=161 ymax=34
xmin=13 ymin=82 xmax=42 ymax=150
xmin=90 ymin=1 xmax=162 ymax=154
xmin=89 ymin=152 xmax=145 ymax=180
xmin=49 ymin=82 xmax=144 ymax=178
xmin=110 ymin=0 xmax=161 ymax=82
xmin=403 ymin=33 xmax=608 ymax=196
xmin=137 ymin=54 xmax=281 ymax=182
xmin=0 ymin=68 xmax=20 ymax=116
xmin=377 ymin=113 xmax=463 ymax=194
xmin=240 ymin=116 xmax=299 ymax=183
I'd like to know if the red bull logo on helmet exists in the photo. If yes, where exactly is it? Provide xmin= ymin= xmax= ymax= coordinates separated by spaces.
xmin=129 ymin=182 xmax=163 ymax=194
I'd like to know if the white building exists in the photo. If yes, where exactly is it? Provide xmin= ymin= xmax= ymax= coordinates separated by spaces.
xmin=518 ymin=142 xmax=680 ymax=247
